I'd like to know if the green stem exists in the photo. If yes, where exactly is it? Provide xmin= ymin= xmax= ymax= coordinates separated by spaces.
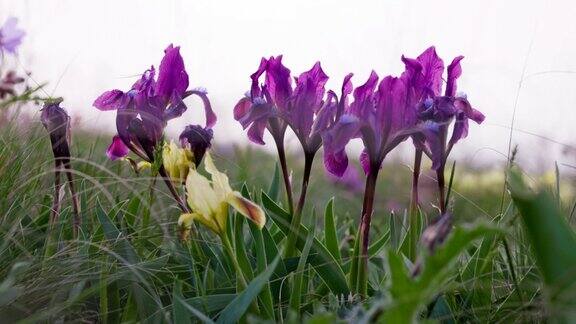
xmin=284 ymin=152 xmax=314 ymax=258
xmin=408 ymin=149 xmax=423 ymax=261
xmin=352 ymin=167 xmax=379 ymax=297
xmin=274 ymin=136 xmax=294 ymax=215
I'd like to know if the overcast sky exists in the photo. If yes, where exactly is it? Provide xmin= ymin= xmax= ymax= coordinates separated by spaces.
xmin=2 ymin=0 xmax=576 ymax=171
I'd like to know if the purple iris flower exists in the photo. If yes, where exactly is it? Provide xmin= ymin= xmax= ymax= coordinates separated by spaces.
xmin=234 ymin=56 xmax=292 ymax=145
xmin=403 ymin=47 xmax=485 ymax=170
xmin=0 ymin=17 xmax=25 ymax=54
xmin=322 ymin=71 xmax=417 ymax=176
xmin=93 ymin=44 xmax=216 ymax=162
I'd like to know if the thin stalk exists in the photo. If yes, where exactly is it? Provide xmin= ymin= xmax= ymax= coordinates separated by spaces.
xmin=355 ymin=167 xmax=379 ymax=297
xmin=284 ymin=152 xmax=314 ymax=258
xmin=158 ymin=166 xmax=189 ymax=213
xmin=221 ymin=234 xmax=260 ymax=314
xmin=274 ymin=136 xmax=294 ymax=215
xmin=408 ymin=149 xmax=423 ymax=261
xmin=64 ymin=165 xmax=81 ymax=239
xmin=436 ymin=166 xmax=446 ymax=214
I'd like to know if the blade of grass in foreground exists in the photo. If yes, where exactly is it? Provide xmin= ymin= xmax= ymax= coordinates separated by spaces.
xmin=508 ymin=168 xmax=576 ymax=319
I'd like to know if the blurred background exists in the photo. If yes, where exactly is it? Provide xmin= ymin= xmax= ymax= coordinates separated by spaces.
xmin=1 ymin=0 xmax=575 ymax=173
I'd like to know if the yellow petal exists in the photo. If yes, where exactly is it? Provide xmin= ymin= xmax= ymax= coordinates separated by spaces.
xmin=178 ymin=212 xmax=220 ymax=236
xmin=227 ymin=192 xmax=266 ymax=229
xmin=185 ymin=168 xmax=220 ymax=217
xmin=203 ymin=153 xmax=233 ymax=201
xmin=163 ymin=141 xmax=192 ymax=183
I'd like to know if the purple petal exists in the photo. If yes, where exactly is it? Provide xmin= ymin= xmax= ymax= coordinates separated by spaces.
xmin=290 ymin=62 xmax=329 ymax=138
xmin=156 ymin=44 xmax=189 ymax=103
xmin=188 ymin=89 xmax=217 ymax=128
xmin=375 ymin=76 xmax=410 ymax=140
xmin=420 ymin=121 xmax=444 ymax=170
xmin=416 ymin=46 xmax=444 ymax=97
xmin=446 ymin=56 xmax=464 ymax=97
xmin=324 ymin=149 xmax=348 ymax=177
xmin=448 ymin=112 xmax=469 ymax=146
xmin=322 ymin=114 xmax=360 ymax=153
xmin=250 ymin=57 xmax=268 ymax=99
xmin=350 ymin=71 xmax=378 ymax=119
xmin=106 ymin=135 xmax=130 ymax=160
xmin=0 ymin=17 xmax=25 ymax=53
xmin=247 ymin=120 xmax=267 ymax=145
xmin=265 ymin=55 xmax=292 ymax=110
xmin=337 ymin=73 xmax=354 ymax=118
xmin=234 ymin=97 xmax=252 ymax=122
xmin=132 ymin=66 xmax=156 ymax=94
xmin=93 ymin=89 xmax=126 ymax=111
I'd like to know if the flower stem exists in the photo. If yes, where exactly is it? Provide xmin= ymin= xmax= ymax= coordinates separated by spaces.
xmin=274 ymin=136 xmax=294 ymax=215
xmin=408 ymin=149 xmax=423 ymax=261
xmin=353 ymin=167 xmax=379 ymax=297
xmin=159 ymin=166 xmax=190 ymax=213
xmin=221 ymin=233 xmax=260 ymax=314
xmin=284 ymin=152 xmax=314 ymax=258
xmin=63 ymin=161 xmax=81 ymax=239
xmin=436 ymin=166 xmax=446 ymax=214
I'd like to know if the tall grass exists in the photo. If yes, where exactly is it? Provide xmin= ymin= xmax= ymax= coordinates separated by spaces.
xmin=0 ymin=108 xmax=575 ymax=323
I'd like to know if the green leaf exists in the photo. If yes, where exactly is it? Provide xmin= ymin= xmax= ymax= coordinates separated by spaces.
xmin=508 ymin=168 xmax=576 ymax=316
xmin=249 ymin=221 xmax=275 ymax=319
xmin=381 ymin=224 xmax=500 ymax=323
xmin=290 ymin=212 xmax=316 ymax=312
xmin=184 ymin=294 xmax=236 ymax=313
xmin=267 ymin=162 xmax=281 ymax=202
xmin=262 ymin=192 xmax=349 ymax=295
xmin=323 ymin=198 xmax=341 ymax=261
xmin=216 ymin=255 xmax=281 ymax=324
xmin=173 ymin=281 xmax=192 ymax=324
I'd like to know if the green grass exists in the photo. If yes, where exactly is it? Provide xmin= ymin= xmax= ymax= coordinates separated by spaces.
xmin=1 ymin=107 xmax=575 ymax=323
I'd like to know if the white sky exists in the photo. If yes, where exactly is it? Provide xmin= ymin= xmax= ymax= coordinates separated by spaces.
xmin=2 ymin=0 xmax=576 ymax=171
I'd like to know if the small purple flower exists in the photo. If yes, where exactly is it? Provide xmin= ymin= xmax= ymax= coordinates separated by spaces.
xmin=322 ymin=71 xmax=417 ymax=176
xmin=179 ymin=124 xmax=213 ymax=167
xmin=403 ymin=48 xmax=485 ymax=170
xmin=0 ymin=17 xmax=25 ymax=54
xmin=94 ymin=44 xmax=216 ymax=161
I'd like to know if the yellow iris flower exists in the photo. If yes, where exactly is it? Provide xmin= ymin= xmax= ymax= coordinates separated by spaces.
xmin=162 ymin=141 xmax=193 ymax=183
xmin=178 ymin=153 xmax=266 ymax=239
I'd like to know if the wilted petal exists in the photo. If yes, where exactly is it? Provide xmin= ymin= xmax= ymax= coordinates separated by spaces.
xmin=445 ymin=56 xmax=464 ymax=97
xmin=0 ymin=17 xmax=25 ymax=53
xmin=156 ymin=44 xmax=189 ymax=103
xmin=41 ymin=100 xmax=71 ymax=159
xmin=106 ymin=135 xmax=129 ymax=160
xmin=227 ymin=192 xmax=266 ymax=229
xmin=93 ymin=89 xmax=126 ymax=111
